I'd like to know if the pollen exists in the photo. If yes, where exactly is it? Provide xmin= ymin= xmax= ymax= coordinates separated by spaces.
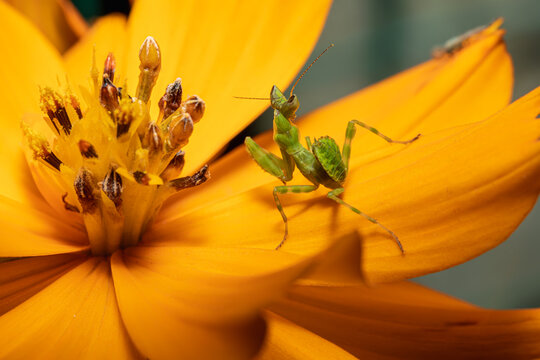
xmin=22 ymin=36 xmax=209 ymax=256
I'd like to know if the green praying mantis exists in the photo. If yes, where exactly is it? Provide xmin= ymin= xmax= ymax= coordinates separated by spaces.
xmin=243 ymin=47 xmax=421 ymax=251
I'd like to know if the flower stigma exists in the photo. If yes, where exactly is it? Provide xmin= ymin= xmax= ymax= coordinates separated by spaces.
xmin=22 ymin=36 xmax=209 ymax=256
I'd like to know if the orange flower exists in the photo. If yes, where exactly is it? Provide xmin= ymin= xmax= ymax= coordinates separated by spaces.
xmin=1 ymin=1 xmax=540 ymax=359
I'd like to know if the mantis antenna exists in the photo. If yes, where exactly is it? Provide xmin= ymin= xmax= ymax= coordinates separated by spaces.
xmin=233 ymin=96 xmax=269 ymax=100
xmin=289 ymin=43 xmax=334 ymax=97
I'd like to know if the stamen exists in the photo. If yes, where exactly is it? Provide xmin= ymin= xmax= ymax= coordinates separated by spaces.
xmin=104 ymin=52 xmax=116 ymax=82
xmin=167 ymin=113 xmax=193 ymax=150
xmin=74 ymin=168 xmax=97 ymax=213
xmin=183 ymin=95 xmax=206 ymax=123
xmin=40 ymin=88 xmax=72 ymax=135
xmin=159 ymin=78 xmax=183 ymax=120
xmin=78 ymin=140 xmax=98 ymax=159
xmin=100 ymin=76 xmax=120 ymax=114
xmin=142 ymin=123 xmax=163 ymax=155
xmin=160 ymin=150 xmax=185 ymax=182
xmin=169 ymin=165 xmax=210 ymax=190
xmin=136 ymin=36 xmax=161 ymax=102
xmin=22 ymin=125 xmax=63 ymax=171
xmin=27 ymin=37 xmax=211 ymax=255
xmin=102 ymin=167 xmax=123 ymax=209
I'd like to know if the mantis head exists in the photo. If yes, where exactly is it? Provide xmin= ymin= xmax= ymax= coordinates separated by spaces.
xmin=270 ymin=85 xmax=299 ymax=121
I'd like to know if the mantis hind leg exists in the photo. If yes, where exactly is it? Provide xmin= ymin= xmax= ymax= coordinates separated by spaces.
xmin=273 ymin=185 xmax=319 ymax=250
xmin=327 ymin=188 xmax=404 ymax=253
xmin=342 ymin=120 xmax=421 ymax=171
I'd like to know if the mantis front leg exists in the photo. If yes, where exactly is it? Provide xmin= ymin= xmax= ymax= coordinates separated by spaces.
xmin=327 ymin=187 xmax=404 ymax=253
xmin=342 ymin=120 xmax=421 ymax=172
xmin=274 ymin=184 xmax=319 ymax=250
xmin=245 ymin=137 xmax=295 ymax=183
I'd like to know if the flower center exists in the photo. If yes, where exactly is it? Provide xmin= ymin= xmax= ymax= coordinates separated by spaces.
xmin=22 ymin=37 xmax=209 ymax=256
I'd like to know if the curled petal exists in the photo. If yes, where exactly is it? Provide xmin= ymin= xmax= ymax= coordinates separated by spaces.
xmin=255 ymin=313 xmax=357 ymax=360
xmin=270 ymin=282 xmax=540 ymax=359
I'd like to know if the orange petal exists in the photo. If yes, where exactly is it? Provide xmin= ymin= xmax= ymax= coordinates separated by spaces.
xmin=255 ymin=313 xmax=357 ymax=360
xmin=0 ymin=195 xmax=88 ymax=257
xmin=3 ymin=0 xmax=87 ymax=53
xmin=0 ymin=253 xmax=84 ymax=315
xmin=0 ymin=257 xmax=141 ymax=359
xmin=161 ymin=20 xmax=512 ymax=219
xmin=110 ymin=243 xmax=323 ymax=359
xmin=0 ymin=2 xmax=66 ymax=202
xmin=63 ymin=14 xmax=127 ymax=92
xmin=269 ymin=282 xmax=540 ymax=359
xmin=126 ymin=0 xmax=332 ymax=173
xmin=151 ymin=87 xmax=540 ymax=283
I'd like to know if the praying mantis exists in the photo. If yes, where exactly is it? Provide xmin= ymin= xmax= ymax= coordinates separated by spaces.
xmin=243 ymin=47 xmax=421 ymax=251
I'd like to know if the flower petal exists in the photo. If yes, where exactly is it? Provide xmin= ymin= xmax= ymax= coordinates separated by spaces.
xmin=126 ymin=0 xmax=332 ymax=173
xmin=161 ymin=20 xmax=512 ymax=219
xmin=0 ymin=253 xmax=84 ymax=315
xmin=0 ymin=195 xmax=88 ymax=257
xmin=63 ymin=14 xmax=128 ymax=91
xmin=152 ymin=87 xmax=540 ymax=283
xmin=3 ymin=0 xmax=87 ymax=53
xmin=0 ymin=1 xmax=66 ymax=202
xmin=269 ymin=282 xmax=540 ymax=359
xmin=0 ymin=257 xmax=141 ymax=359
xmin=110 ymin=244 xmax=321 ymax=359
xmin=255 ymin=313 xmax=357 ymax=360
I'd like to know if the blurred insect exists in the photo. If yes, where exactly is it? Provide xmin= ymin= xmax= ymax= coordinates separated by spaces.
xmin=432 ymin=22 xmax=491 ymax=58
xmin=242 ymin=46 xmax=421 ymax=251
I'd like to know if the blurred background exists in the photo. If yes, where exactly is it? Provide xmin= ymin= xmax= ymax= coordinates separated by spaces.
xmin=71 ymin=0 xmax=540 ymax=309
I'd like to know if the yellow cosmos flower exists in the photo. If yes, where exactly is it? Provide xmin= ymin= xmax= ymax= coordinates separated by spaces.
xmin=1 ymin=1 xmax=540 ymax=359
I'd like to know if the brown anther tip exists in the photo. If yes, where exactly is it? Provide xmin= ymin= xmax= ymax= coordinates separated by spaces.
xmin=133 ymin=171 xmax=151 ymax=185
xmin=168 ymin=113 xmax=194 ymax=149
xmin=143 ymin=123 xmax=163 ymax=154
xmin=139 ymin=36 xmax=161 ymax=71
xmin=104 ymin=52 xmax=116 ymax=82
xmin=78 ymin=140 xmax=98 ymax=159
xmin=159 ymin=78 xmax=183 ymax=119
xmin=183 ymin=95 xmax=205 ymax=123
xmin=160 ymin=150 xmax=186 ymax=182
xmin=100 ymin=76 xmax=120 ymax=113
xmin=102 ymin=167 xmax=123 ymax=208
xmin=169 ymin=164 xmax=210 ymax=190
xmin=74 ymin=168 xmax=97 ymax=214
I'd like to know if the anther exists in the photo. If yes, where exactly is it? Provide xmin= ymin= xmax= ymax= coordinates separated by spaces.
xmin=78 ymin=140 xmax=98 ymax=159
xmin=160 ymin=150 xmax=185 ymax=181
xmin=40 ymin=88 xmax=72 ymax=135
xmin=100 ymin=76 xmax=119 ymax=114
xmin=142 ymin=123 xmax=163 ymax=155
xmin=159 ymin=78 xmax=183 ymax=120
xmin=22 ymin=125 xmax=63 ymax=171
xmin=103 ymin=52 xmax=116 ymax=82
xmin=74 ymin=168 xmax=97 ymax=213
xmin=102 ymin=167 xmax=123 ymax=208
xmin=68 ymin=94 xmax=83 ymax=119
xmin=115 ymin=99 xmax=145 ymax=138
xmin=136 ymin=36 xmax=161 ymax=103
xmin=167 ymin=112 xmax=193 ymax=150
xmin=169 ymin=165 xmax=210 ymax=190
xmin=133 ymin=171 xmax=151 ymax=185
xmin=183 ymin=95 xmax=206 ymax=123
